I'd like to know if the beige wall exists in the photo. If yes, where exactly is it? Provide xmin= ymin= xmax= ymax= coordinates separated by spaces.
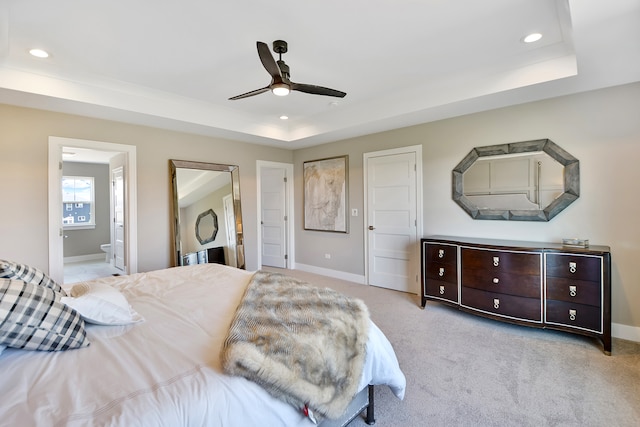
xmin=293 ymin=82 xmax=640 ymax=331
xmin=0 ymin=104 xmax=293 ymax=272
xmin=1 ymin=82 xmax=639 ymax=332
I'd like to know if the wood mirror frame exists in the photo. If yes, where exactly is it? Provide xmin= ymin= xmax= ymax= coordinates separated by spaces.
xmin=452 ymin=139 xmax=579 ymax=221
xmin=170 ymin=159 xmax=245 ymax=268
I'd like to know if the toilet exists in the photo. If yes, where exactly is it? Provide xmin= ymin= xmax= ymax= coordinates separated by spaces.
xmin=100 ymin=243 xmax=111 ymax=263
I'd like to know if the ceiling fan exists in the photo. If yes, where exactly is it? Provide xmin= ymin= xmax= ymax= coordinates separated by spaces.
xmin=229 ymin=40 xmax=346 ymax=100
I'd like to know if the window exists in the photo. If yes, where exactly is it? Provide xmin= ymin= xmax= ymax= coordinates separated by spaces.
xmin=62 ymin=176 xmax=95 ymax=228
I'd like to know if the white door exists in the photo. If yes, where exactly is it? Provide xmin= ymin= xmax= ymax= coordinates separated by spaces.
xmin=260 ymin=167 xmax=287 ymax=268
xmin=365 ymin=149 xmax=420 ymax=293
xmin=222 ymin=194 xmax=237 ymax=267
xmin=111 ymin=165 xmax=125 ymax=271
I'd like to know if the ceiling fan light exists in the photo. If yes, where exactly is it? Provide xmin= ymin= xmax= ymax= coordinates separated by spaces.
xmin=272 ymin=83 xmax=290 ymax=96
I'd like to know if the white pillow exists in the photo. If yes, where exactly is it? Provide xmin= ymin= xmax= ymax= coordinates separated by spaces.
xmin=0 ymin=345 xmax=6 ymax=355
xmin=61 ymin=283 xmax=144 ymax=326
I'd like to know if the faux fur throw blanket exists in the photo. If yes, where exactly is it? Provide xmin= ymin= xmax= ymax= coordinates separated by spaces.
xmin=221 ymin=271 xmax=370 ymax=420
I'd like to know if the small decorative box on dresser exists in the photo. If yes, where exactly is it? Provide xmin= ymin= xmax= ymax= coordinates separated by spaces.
xmin=421 ymin=236 xmax=612 ymax=354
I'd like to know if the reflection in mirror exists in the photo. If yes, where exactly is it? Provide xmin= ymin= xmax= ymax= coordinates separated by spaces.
xmin=452 ymin=139 xmax=579 ymax=221
xmin=463 ymin=152 xmax=564 ymax=210
xmin=195 ymin=209 xmax=218 ymax=245
xmin=170 ymin=160 xmax=245 ymax=269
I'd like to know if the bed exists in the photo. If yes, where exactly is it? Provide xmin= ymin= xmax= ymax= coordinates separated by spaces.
xmin=0 ymin=262 xmax=406 ymax=426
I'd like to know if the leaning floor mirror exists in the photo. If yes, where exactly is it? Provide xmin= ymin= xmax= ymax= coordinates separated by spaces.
xmin=170 ymin=160 xmax=245 ymax=269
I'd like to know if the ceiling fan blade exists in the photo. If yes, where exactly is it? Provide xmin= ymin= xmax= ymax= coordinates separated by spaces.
xmin=291 ymin=82 xmax=346 ymax=98
xmin=257 ymin=41 xmax=282 ymax=80
xmin=228 ymin=86 xmax=270 ymax=100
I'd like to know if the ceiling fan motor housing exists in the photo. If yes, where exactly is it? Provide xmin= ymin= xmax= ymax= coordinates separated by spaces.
xmin=277 ymin=60 xmax=290 ymax=79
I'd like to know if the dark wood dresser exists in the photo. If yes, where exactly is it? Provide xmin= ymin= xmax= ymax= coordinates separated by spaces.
xmin=421 ymin=236 xmax=611 ymax=354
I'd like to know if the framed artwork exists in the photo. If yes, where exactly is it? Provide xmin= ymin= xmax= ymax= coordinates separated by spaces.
xmin=303 ymin=155 xmax=349 ymax=233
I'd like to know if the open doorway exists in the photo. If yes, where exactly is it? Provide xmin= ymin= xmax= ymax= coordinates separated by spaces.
xmin=48 ymin=137 xmax=137 ymax=284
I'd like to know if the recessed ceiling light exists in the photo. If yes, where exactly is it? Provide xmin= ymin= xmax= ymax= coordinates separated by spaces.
xmin=280 ymin=115 xmax=289 ymax=120
xmin=523 ymin=33 xmax=542 ymax=43
xmin=29 ymin=48 xmax=49 ymax=58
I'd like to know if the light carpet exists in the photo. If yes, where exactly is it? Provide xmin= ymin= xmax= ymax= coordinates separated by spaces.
xmin=264 ymin=267 xmax=640 ymax=427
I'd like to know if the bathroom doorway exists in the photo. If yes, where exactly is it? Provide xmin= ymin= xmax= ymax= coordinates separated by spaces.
xmin=61 ymin=154 xmax=121 ymax=283
xmin=48 ymin=137 xmax=138 ymax=285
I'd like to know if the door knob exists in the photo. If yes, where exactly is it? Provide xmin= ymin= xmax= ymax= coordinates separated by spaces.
xmin=368 ymin=225 xmax=375 ymax=230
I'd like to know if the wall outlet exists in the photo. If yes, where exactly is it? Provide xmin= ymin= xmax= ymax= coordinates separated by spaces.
xmin=324 ymin=253 xmax=331 ymax=259
xmin=351 ymin=208 xmax=358 ymax=216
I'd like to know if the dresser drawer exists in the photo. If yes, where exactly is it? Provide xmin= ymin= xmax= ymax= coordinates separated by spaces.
xmin=546 ymin=300 xmax=602 ymax=332
xmin=546 ymin=253 xmax=602 ymax=281
xmin=425 ymin=279 xmax=458 ymax=303
xmin=462 ymin=268 xmax=541 ymax=298
xmin=461 ymin=248 xmax=541 ymax=275
xmin=425 ymin=261 xmax=457 ymax=284
xmin=461 ymin=287 xmax=541 ymax=322
xmin=546 ymin=277 xmax=601 ymax=307
xmin=424 ymin=243 xmax=457 ymax=265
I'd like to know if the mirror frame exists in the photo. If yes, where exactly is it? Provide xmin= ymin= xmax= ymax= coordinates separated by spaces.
xmin=452 ymin=139 xmax=579 ymax=221
xmin=170 ymin=159 xmax=245 ymax=269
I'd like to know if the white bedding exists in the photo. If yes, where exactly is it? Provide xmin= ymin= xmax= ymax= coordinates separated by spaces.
xmin=0 ymin=264 xmax=405 ymax=426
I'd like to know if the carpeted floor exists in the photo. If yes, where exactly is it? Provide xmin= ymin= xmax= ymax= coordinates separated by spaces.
xmin=264 ymin=267 xmax=640 ymax=427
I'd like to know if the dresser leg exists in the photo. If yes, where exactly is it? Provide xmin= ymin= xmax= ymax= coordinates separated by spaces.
xmin=603 ymin=335 xmax=612 ymax=356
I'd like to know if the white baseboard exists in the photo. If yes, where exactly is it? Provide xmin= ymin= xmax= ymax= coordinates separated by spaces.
xmin=294 ymin=263 xmax=366 ymax=285
xmin=612 ymin=323 xmax=640 ymax=343
xmin=64 ymin=253 xmax=105 ymax=263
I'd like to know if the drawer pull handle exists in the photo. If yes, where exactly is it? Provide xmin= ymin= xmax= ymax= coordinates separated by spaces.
xmin=493 ymin=278 xmax=499 ymax=284
xmin=439 ymin=285 xmax=445 ymax=295
xmin=493 ymin=256 xmax=500 ymax=267
xmin=569 ymin=262 xmax=577 ymax=274
xmin=569 ymin=309 xmax=577 ymax=321
xmin=438 ymin=249 xmax=444 ymax=258
xmin=493 ymin=298 xmax=500 ymax=309
xmin=569 ymin=285 xmax=577 ymax=297
xmin=439 ymin=267 xmax=445 ymax=277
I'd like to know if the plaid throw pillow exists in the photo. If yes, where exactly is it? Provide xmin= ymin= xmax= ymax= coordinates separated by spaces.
xmin=0 ymin=259 xmax=66 ymax=295
xmin=0 ymin=279 xmax=89 ymax=351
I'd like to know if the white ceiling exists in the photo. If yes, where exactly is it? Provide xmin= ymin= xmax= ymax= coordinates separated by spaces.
xmin=1 ymin=0 xmax=639 ymax=149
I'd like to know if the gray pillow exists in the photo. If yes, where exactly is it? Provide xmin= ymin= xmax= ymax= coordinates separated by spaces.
xmin=0 ymin=259 xmax=66 ymax=295
xmin=0 ymin=279 xmax=89 ymax=351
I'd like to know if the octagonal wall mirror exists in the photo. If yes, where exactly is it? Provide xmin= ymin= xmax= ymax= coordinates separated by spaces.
xmin=170 ymin=160 xmax=245 ymax=269
xmin=195 ymin=209 xmax=218 ymax=245
xmin=452 ymin=139 xmax=579 ymax=221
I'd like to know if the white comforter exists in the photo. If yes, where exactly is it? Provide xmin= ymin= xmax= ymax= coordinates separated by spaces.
xmin=0 ymin=264 xmax=405 ymax=427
